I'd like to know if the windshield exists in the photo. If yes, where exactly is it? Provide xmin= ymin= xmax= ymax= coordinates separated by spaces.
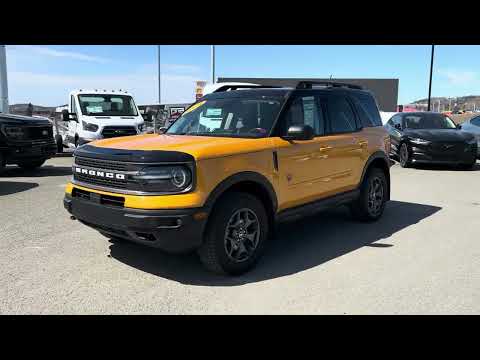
xmin=404 ymin=113 xmax=457 ymax=130
xmin=166 ymin=97 xmax=283 ymax=138
xmin=78 ymin=94 xmax=138 ymax=116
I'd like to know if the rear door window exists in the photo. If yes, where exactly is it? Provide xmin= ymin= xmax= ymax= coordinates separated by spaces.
xmin=471 ymin=117 xmax=480 ymax=127
xmin=350 ymin=92 xmax=383 ymax=127
xmin=326 ymin=95 xmax=358 ymax=134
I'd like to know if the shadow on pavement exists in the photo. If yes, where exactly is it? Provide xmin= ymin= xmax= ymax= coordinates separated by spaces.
xmin=390 ymin=158 xmax=480 ymax=172
xmin=0 ymin=181 xmax=39 ymax=196
xmin=0 ymin=165 xmax=72 ymax=178
xmin=109 ymin=200 xmax=442 ymax=286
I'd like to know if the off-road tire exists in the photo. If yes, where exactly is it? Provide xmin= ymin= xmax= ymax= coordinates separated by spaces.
xmin=197 ymin=192 xmax=269 ymax=275
xmin=17 ymin=159 xmax=46 ymax=170
xmin=399 ymin=142 xmax=411 ymax=168
xmin=350 ymin=168 xmax=388 ymax=222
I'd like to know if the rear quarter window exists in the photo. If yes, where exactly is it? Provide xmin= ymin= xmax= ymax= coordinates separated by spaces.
xmin=351 ymin=92 xmax=383 ymax=127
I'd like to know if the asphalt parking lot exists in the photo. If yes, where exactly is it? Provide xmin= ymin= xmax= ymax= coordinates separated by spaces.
xmin=1 ymin=156 xmax=480 ymax=314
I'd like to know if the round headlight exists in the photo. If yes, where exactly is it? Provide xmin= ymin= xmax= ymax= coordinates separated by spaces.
xmin=171 ymin=167 xmax=188 ymax=188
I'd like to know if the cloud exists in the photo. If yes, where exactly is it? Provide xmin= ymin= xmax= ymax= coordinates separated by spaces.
xmin=437 ymin=69 xmax=477 ymax=86
xmin=8 ymin=69 xmax=201 ymax=106
xmin=10 ymin=45 xmax=110 ymax=64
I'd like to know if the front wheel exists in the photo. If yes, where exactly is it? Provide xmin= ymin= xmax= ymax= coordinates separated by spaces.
xmin=198 ymin=192 xmax=269 ymax=275
xmin=17 ymin=159 xmax=46 ymax=170
xmin=350 ymin=168 xmax=388 ymax=222
xmin=399 ymin=143 xmax=411 ymax=168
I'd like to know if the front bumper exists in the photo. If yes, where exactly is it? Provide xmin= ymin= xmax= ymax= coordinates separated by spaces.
xmin=64 ymin=194 xmax=208 ymax=253
xmin=410 ymin=144 xmax=477 ymax=164
xmin=2 ymin=140 xmax=57 ymax=163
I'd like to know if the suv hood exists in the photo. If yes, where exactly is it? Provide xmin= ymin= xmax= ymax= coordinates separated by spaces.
xmin=90 ymin=134 xmax=273 ymax=160
xmin=404 ymin=129 xmax=475 ymax=142
xmin=0 ymin=113 xmax=52 ymax=126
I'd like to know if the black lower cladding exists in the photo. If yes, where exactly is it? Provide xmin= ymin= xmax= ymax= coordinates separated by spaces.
xmin=64 ymin=194 xmax=208 ymax=253
xmin=409 ymin=142 xmax=477 ymax=164
xmin=2 ymin=139 xmax=57 ymax=163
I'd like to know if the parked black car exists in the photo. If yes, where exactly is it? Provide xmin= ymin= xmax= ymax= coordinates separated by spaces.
xmin=0 ymin=113 xmax=57 ymax=173
xmin=385 ymin=112 xmax=477 ymax=169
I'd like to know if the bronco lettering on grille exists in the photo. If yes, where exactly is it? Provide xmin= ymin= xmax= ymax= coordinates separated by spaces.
xmin=75 ymin=167 xmax=125 ymax=180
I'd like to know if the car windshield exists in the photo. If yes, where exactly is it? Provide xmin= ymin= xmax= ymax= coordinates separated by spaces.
xmin=78 ymin=94 xmax=138 ymax=116
xmin=404 ymin=113 xmax=457 ymax=129
xmin=166 ymin=97 xmax=283 ymax=138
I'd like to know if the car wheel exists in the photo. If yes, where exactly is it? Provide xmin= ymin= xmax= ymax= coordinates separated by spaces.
xmin=55 ymin=134 xmax=63 ymax=153
xmin=197 ymin=192 xmax=269 ymax=275
xmin=17 ymin=159 xmax=46 ymax=170
xmin=350 ymin=168 xmax=387 ymax=222
xmin=399 ymin=143 xmax=411 ymax=168
xmin=0 ymin=152 xmax=5 ymax=174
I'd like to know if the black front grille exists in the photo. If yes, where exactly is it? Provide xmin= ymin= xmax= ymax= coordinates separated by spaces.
xmin=430 ymin=142 xmax=465 ymax=153
xmin=72 ymin=187 xmax=125 ymax=207
xmin=101 ymin=126 xmax=137 ymax=138
xmin=75 ymin=156 xmax=129 ymax=171
xmin=26 ymin=126 xmax=53 ymax=140
xmin=74 ymin=173 xmax=128 ymax=189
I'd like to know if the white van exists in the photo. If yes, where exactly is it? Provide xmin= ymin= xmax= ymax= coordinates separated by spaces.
xmin=62 ymin=89 xmax=145 ymax=148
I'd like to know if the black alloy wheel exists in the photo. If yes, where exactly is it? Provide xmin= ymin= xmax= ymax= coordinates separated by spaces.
xmin=399 ymin=143 xmax=410 ymax=168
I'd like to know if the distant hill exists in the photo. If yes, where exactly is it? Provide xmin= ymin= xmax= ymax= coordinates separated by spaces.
xmin=412 ymin=96 xmax=480 ymax=111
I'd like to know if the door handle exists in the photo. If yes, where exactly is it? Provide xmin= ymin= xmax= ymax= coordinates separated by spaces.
xmin=319 ymin=145 xmax=332 ymax=152
xmin=358 ymin=140 xmax=368 ymax=148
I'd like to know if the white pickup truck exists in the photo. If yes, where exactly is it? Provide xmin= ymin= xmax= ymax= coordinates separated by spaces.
xmin=59 ymin=89 xmax=145 ymax=149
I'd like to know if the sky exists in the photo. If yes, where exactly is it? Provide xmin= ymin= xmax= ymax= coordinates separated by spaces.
xmin=5 ymin=45 xmax=480 ymax=107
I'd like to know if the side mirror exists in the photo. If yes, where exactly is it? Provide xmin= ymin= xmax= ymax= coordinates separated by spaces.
xmin=158 ymin=127 xmax=167 ymax=134
xmin=62 ymin=109 xmax=77 ymax=122
xmin=282 ymin=125 xmax=315 ymax=141
xmin=456 ymin=124 xmax=462 ymax=129
xmin=394 ymin=123 xmax=402 ymax=131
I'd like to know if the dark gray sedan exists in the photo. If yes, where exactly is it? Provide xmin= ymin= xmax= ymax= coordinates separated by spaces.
xmin=459 ymin=116 xmax=480 ymax=158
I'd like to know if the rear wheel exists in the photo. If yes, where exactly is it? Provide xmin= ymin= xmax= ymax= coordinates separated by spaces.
xmin=399 ymin=143 xmax=411 ymax=168
xmin=17 ymin=159 xmax=46 ymax=170
xmin=0 ymin=152 xmax=5 ymax=174
xmin=198 ymin=192 xmax=269 ymax=275
xmin=350 ymin=168 xmax=387 ymax=222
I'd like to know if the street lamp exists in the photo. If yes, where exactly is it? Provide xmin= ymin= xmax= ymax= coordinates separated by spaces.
xmin=211 ymin=45 xmax=216 ymax=84
xmin=427 ymin=45 xmax=435 ymax=112
xmin=0 ymin=45 xmax=8 ymax=114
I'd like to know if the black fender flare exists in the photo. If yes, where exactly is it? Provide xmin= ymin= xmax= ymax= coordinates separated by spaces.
xmin=203 ymin=171 xmax=278 ymax=214
xmin=359 ymin=151 xmax=391 ymax=201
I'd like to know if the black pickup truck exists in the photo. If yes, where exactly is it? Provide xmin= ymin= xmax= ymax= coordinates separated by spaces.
xmin=0 ymin=113 xmax=57 ymax=172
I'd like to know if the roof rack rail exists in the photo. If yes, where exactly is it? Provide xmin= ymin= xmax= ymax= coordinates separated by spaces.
xmin=296 ymin=81 xmax=363 ymax=90
xmin=213 ymin=84 xmax=281 ymax=93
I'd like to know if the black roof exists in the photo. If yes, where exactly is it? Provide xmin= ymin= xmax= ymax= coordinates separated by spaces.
xmin=202 ymin=86 xmax=373 ymax=101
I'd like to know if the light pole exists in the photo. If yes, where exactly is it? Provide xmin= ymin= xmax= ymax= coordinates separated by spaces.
xmin=211 ymin=45 xmax=216 ymax=84
xmin=427 ymin=45 xmax=435 ymax=112
xmin=0 ymin=45 xmax=8 ymax=114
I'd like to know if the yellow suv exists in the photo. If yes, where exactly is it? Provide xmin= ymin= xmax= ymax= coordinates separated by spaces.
xmin=64 ymin=82 xmax=391 ymax=275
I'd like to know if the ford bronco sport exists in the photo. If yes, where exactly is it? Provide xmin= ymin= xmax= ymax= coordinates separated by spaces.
xmin=64 ymin=81 xmax=391 ymax=275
